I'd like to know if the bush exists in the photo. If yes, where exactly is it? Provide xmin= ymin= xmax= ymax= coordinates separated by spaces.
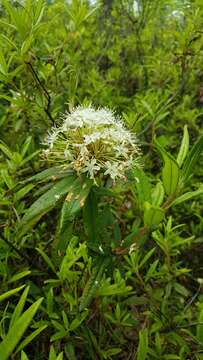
xmin=0 ymin=0 xmax=203 ymax=359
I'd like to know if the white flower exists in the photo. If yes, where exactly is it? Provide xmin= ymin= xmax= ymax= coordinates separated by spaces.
xmin=43 ymin=106 xmax=141 ymax=181
xmin=104 ymin=161 xmax=121 ymax=180
xmin=84 ymin=132 xmax=103 ymax=145
xmin=64 ymin=147 xmax=71 ymax=159
xmin=82 ymin=159 xmax=100 ymax=179
xmin=44 ymin=127 xmax=59 ymax=149
xmin=43 ymin=148 xmax=50 ymax=157
xmin=114 ymin=144 xmax=129 ymax=158
xmin=80 ymin=145 xmax=89 ymax=161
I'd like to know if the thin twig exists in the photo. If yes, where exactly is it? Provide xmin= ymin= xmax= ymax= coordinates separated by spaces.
xmin=25 ymin=61 xmax=55 ymax=125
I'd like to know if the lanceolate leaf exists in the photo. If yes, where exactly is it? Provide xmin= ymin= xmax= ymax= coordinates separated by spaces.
xmin=181 ymin=135 xmax=203 ymax=182
xmin=16 ymin=175 xmax=76 ymax=239
xmin=197 ymin=309 xmax=203 ymax=343
xmin=16 ymin=324 xmax=48 ymax=353
xmin=83 ymin=190 xmax=98 ymax=245
xmin=0 ymin=285 xmax=25 ymax=302
xmin=133 ymin=168 xmax=152 ymax=205
xmin=9 ymin=286 xmax=30 ymax=329
xmin=144 ymin=202 xmax=165 ymax=227
xmin=59 ymin=177 xmax=93 ymax=235
xmin=137 ymin=328 xmax=148 ymax=360
xmin=0 ymin=298 xmax=43 ymax=360
xmin=79 ymin=256 xmax=111 ymax=312
xmin=171 ymin=186 xmax=203 ymax=206
xmin=155 ymin=141 xmax=180 ymax=196
xmin=151 ymin=181 xmax=165 ymax=206
xmin=25 ymin=167 xmax=73 ymax=183
xmin=21 ymin=351 xmax=29 ymax=360
xmin=177 ymin=125 xmax=189 ymax=167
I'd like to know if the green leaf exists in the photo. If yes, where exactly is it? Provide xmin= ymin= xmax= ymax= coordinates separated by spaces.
xmin=8 ymin=271 xmax=31 ymax=284
xmin=144 ymin=202 xmax=165 ymax=227
xmin=1 ymin=169 xmax=14 ymax=189
xmin=21 ymin=34 xmax=34 ymax=56
xmin=34 ymin=0 xmax=45 ymax=25
xmin=21 ymin=136 xmax=32 ymax=157
xmin=171 ymin=186 xmax=203 ymax=206
xmin=56 ymin=354 xmax=63 ymax=360
xmin=79 ymin=256 xmax=110 ymax=311
xmin=141 ymin=99 xmax=154 ymax=117
xmin=48 ymin=346 xmax=64 ymax=360
xmin=58 ymin=177 xmax=92 ymax=235
xmin=0 ymin=34 xmax=17 ymax=49
xmin=49 ymin=346 xmax=56 ymax=360
xmin=137 ymin=328 xmax=148 ymax=360
xmin=139 ymin=248 xmax=155 ymax=269
xmin=14 ymin=184 xmax=34 ymax=202
xmin=151 ymin=181 xmax=165 ymax=206
xmin=69 ymin=310 xmax=88 ymax=331
xmin=0 ymin=298 xmax=43 ymax=360
xmin=0 ymin=141 xmax=13 ymax=159
xmin=174 ymin=282 xmax=189 ymax=297
xmin=133 ymin=168 xmax=152 ymax=205
xmin=181 ymin=135 xmax=203 ymax=183
xmin=102 ymin=348 xmax=122 ymax=358
xmin=0 ymin=50 xmax=8 ymax=75
xmin=197 ymin=309 xmax=203 ymax=343
xmin=64 ymin=342 xmax=76 ymax=360
xmin=177 ymin=125 xmax=189 ymax=167
xmin=21 ymin=351 xmax=29 ymax=360
xmin=0 ymin=285 xmax=25 ymax=302
xmin=83 ymin=190 xmax=98 ymax=245
xmin=16 ymin=175 xmax=76 ymax=239
xmin=16 ymin=324 xmax=47 ymax=353
xmin=145 ymin=260 xmax=159 ymax=282
xmin=155 ymin=141 xmax=180 ymax=195
xmin=25 ymin=167 xmax=73 ymax=183
xmin=36 ymin=247 xmax=56 ymax=273
xmin=9 ymin=286 xmax=30 ymax=329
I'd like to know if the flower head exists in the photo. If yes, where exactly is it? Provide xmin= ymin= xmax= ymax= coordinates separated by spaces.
xmin=43 ymin=106 xmax=141 ymax=181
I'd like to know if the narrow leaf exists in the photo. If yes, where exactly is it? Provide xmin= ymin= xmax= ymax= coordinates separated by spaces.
xmin=182 ymin=135 xmax=203 ymax=182
xmin=133 ymin=168 xmax=152 ymax=205
xmin=177 ymin=125 xmax=189 ymax=167
xmin=197 ymin=309 xmax=203 ymax=343
xmin=9 ymin=286 xmax=30 ymax=329
xmin=0 ymin=298 xmax=43 ymax=360
xmin=25 ymin=167 xmax=73 ymax=183
xmin=155 ymin=141 xmax=180 ymax=195
xmin=0 ymin=285 xmax=25 ymax=302
xmin=16 ymin=325 xmax=48 ymax=352
xmin=83 ymin=190 xmax=98 ymax=245
xmin=137 ymin=328 xmax=148 ymax=360
xmin=16 ymin=175 xmax=76 ymax=239
xmin=59 ymin=177 xmax=92 ymax=235
xmin=144 ymin=202 xmax=165 ymax=227
xmin=0 ymin=141 xmax=13 ymax=159
xmin=36 ymin=247 xmax=56 ymax=273
xmin=79 ymin=257 xmax=110 ymax=311
xmin=171 ymin=186 xmax=203 ymax=206
xmin=21 ymin=351 xmax=29 ymax=360
xmin=8 ymin=271 xmax=31 ymax=284
xmin=151 ymin=181 xmax=165 ymax=206
xmin=14 ymin=184 xmax=34 ymax=202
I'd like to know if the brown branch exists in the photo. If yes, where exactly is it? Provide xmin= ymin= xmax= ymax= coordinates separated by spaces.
xmin=25 ymin=61 xmax=55 ymax=125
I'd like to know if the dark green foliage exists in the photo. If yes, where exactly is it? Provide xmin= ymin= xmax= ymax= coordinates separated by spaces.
xmin=0 ymin=0 xmax=203 ymax=359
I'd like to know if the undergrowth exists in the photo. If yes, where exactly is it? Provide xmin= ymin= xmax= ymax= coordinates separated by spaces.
xmin=0 ymin=0 xmax=203 ymax=359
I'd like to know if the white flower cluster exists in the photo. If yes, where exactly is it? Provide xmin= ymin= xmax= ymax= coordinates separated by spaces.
xmin=43 ymin=106 xmax=140 ymax=181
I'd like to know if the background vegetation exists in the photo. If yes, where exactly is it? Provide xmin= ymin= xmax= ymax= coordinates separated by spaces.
xmin=0 ymin=0 xmax=203 ymax=359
